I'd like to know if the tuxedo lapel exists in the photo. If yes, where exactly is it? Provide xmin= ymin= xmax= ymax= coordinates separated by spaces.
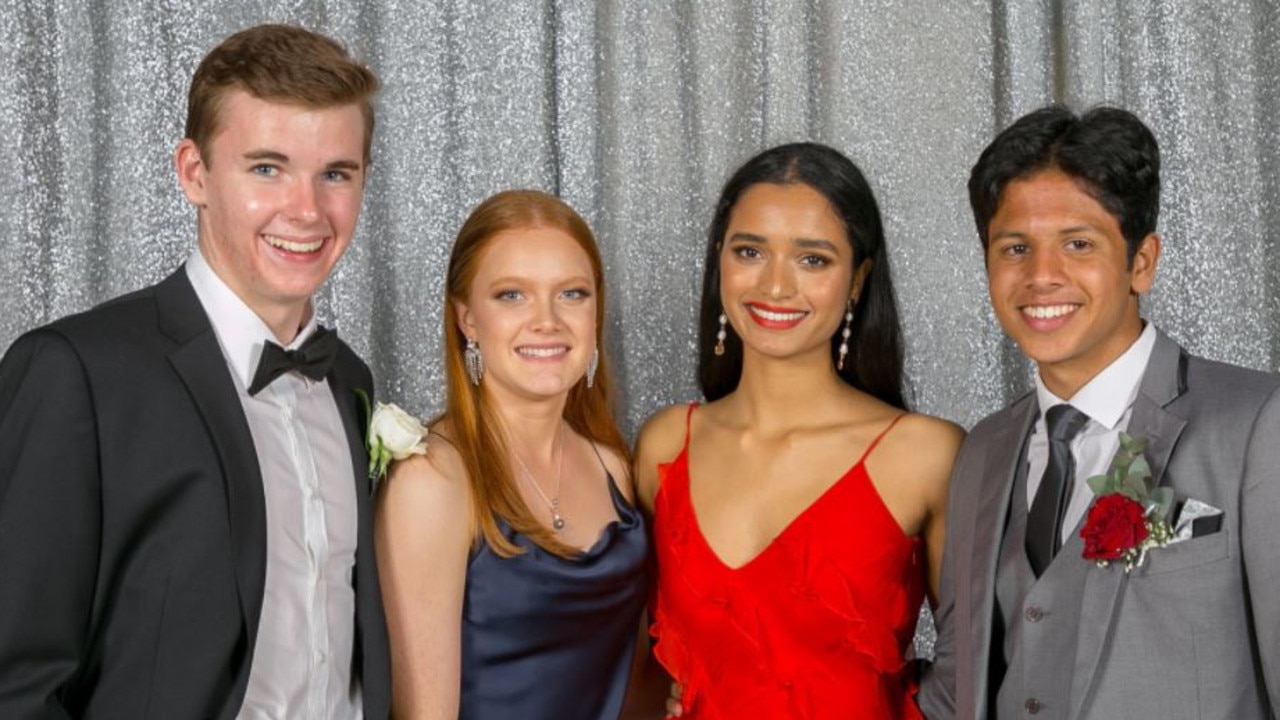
xmin=966 ymin=393 xmax=1037 ymax=714
xmin=1068 ymin=330 xmax=1188 ymax=719
xmin=326 ymin=352 xmax=391 ymax=717
xmin=155 ymin=270 xmax=267 ymax=644
xmin=327 ymin=368 xmax=372 ymax=499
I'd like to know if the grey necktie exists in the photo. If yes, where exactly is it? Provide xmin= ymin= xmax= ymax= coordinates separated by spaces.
xmin=1026 ymin=404 xmax=1090 ymax=578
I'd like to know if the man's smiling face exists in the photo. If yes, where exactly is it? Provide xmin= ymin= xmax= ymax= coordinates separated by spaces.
xmin=985 ymin=168 xmax=1159 ymax=398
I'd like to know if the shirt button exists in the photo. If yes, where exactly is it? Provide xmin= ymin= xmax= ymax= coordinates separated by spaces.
xmin=1025 ymin=606 xmax=1044 ymax=622
xmin=1025 ymin=698 xmax=1042 ymax=714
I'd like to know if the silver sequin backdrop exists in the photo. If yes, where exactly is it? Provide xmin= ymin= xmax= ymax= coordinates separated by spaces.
xmin=2 ymin=1 xmax=1278 ymax=435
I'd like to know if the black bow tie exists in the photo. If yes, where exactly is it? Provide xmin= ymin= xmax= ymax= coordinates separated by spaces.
xmin=248 ymin=326 xmax=338 ymax=396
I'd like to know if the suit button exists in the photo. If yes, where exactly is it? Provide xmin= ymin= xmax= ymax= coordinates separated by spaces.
xmin=1025 ymin=698 xmax=1042 ymax=714
xmin=1025 ymin=605 xmax=1044 ymax=622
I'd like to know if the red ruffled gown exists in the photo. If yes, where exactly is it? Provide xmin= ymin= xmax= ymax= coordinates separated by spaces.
xmin=651 ymin=405 xmax=925 ymax=719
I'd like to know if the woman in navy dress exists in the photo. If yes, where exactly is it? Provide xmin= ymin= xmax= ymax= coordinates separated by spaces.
xmin=376 ymin=190 xmax=648 ymax=719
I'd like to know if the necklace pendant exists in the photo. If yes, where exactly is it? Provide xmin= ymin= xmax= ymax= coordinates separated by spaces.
xmin=551 ymin=498 xmax=565 ymax=530
xmin=511 ymin=422 xmax=569 ymax=533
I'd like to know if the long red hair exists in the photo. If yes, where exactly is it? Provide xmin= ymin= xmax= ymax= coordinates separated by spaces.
xmin=442 ymin=189 xmax=628 ymax=558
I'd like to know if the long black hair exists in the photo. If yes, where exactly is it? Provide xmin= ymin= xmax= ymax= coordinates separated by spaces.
xmin=696 ymin=142 xmax=906 ymax=409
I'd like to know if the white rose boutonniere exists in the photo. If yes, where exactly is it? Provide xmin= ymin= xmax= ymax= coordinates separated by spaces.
xmin=358 ymin=392 xmax=428 ymax=483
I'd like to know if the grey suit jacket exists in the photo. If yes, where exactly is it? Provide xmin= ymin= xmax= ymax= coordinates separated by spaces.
xmin=919 ymin=329 xmax=1280 ymax=719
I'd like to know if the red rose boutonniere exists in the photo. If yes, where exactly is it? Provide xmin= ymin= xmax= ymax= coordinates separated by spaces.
xmin=1079 ymin=433 xmax=1174 ymax=572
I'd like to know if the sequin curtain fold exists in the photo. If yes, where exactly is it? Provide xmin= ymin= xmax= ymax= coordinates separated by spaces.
xmin=3 ymin=0 xmax=1278 ymax=434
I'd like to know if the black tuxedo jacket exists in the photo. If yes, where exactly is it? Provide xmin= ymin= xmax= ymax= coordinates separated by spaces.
xmin=0 ymin=269 xmax=390 ymax=719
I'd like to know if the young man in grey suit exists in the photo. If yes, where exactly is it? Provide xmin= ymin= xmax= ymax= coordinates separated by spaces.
xmin=0 ymin=25 xmax=389 ymax=718
xmin=919 ymin=106 xmax=1279 ymax=719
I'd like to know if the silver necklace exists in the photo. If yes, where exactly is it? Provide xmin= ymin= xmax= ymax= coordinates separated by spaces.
xmin=510 ymin=422 xmax=566 ymax=531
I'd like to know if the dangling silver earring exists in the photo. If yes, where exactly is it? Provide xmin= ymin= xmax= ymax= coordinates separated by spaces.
xmin=714 ymin=313 xmax=727 ymax=356
xmin=465 ymin=337 xmax=483 ymax=386
xmin=586 ymin=345 xmax=599 ymax=388
xmin=836 ymin=302 xmax=854 ymax=371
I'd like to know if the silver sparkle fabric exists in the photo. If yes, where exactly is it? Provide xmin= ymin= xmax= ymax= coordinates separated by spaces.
xmin=3 ymin=0 xmax=1279 ymax=663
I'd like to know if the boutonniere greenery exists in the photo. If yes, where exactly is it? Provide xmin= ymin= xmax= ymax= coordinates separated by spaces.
xmin=1079 ymin=432 xmax=1174 ymax=573
xmin=355 ymin=390 xmax=428 ymax=483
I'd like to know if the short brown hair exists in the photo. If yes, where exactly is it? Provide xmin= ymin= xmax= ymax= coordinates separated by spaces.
xmin=185 ymin=24 xmax=379 ymax=163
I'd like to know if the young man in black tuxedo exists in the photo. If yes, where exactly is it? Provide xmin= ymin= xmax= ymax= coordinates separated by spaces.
xmin=0 ymin=24 xmax=390 ymax=718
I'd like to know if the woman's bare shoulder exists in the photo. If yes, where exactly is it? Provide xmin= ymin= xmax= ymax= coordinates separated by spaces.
xmin=892 ymin=411 xmax=965 ymax=446
xmin=635 ymin=403 xmax=695 ymax=460
xmin=876 ymin=411 xmax=966 ymax=485
xmin=379 ymin=420 xmax=471 ymax=508
xmin=633 ymin=403 xmax=696 ymax=509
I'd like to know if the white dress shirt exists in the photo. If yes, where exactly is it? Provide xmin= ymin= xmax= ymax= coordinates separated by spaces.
xmin=187 ymin=251 xmax=362 ymax=719
xmin=1025 ymin=322 xmax=1158 ymax=545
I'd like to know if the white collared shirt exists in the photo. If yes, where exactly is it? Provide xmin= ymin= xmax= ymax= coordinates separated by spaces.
xmin=186 ymin=250 xmax=362 ymax=719
xmin=1025 ymin=322 xmax=1158 ymax=545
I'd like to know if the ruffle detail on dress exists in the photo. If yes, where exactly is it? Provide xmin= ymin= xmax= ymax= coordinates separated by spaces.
xmin=651 ymin=607 xmax=825 ymax=720
xmin=650 ymin=604 xmax=704 ymax=714
xmin=651 ymin=459 xmax=705 ymax=713
xmin=777 ymin=530 xmax=915 ymax=675
xmin=652 ymin=480 xmax=759 ymax=713
xmin=652 ymin=605 xmax=819 ymax=720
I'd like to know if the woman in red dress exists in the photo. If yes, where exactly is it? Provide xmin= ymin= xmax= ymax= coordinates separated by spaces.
xmin=635 ymin=143 xmax=963 ymax=719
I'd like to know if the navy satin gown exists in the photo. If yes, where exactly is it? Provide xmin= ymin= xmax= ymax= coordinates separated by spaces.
xmin=458 ymin=473 xmax=649 ymax=720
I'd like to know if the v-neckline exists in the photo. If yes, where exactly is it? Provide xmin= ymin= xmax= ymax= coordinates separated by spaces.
xmin=678 ymin=411 xmax=908 ymax=572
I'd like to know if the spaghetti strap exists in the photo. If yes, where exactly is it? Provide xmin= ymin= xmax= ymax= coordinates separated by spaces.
xmin=682 ymin=402 xmax=699 ymax=448
xmin=587 ymin=439 xmax=610 ymax=474
xmin=853 ymin=413 xmax=907 ymax=467
xmin=428 ymin=428 xmax=457 ymax=450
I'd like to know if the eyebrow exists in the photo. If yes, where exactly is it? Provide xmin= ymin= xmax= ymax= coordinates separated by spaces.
xmin=728 ymin=232 xmax=840 ymax=252
xmin=991 ymin=224 xmax=1103 ymax=241
xmin=243 ymin=150 xmax=289 ymax=163
xmin=990 ymin=230 xmax=1028 ymax=241
xmin=794 ymin=237 xmax=840 ymax=252
xmin=242 ymin=150 xmax=363 ymax=171
xmin=1058 ymin=224 xmax=1101 ymax=236
xmin=487 ymin=275 xmax=594 ymax=287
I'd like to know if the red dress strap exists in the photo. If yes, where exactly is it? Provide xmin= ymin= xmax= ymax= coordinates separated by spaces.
xmin=681 ymin=401 xmax=699 ymax=448
xmin=852 ymin=413 xmax=907 ymax=467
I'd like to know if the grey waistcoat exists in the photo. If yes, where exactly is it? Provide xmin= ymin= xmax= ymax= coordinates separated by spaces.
xmin=994 ymin=458 xmax=1093 ymax=720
